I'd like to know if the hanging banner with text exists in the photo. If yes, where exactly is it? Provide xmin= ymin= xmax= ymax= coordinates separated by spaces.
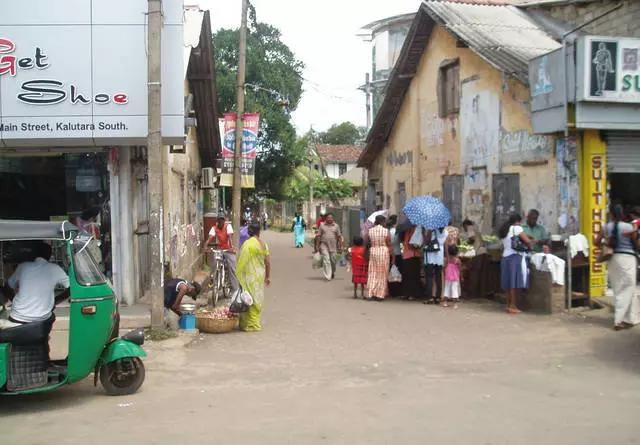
xmin=219 ymin=113 xmax=259 ymax=188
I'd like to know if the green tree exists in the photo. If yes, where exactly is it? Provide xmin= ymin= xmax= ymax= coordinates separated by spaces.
xmin=213 ymin=22 xmax=305 ymax=199
xmin=319 ymin=121 xmax=361 ymax=145
xmin=283 ymin=165 xmax=356 ymax=202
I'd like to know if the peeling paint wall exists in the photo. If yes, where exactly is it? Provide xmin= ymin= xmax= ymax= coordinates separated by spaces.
xmin=162 ymin=81 xmax=204 ymax=281
xmin=375 ymin=24 xmax=559 ymax=234
xmin=556 ymin=137 xmax=580 ymax=233
xmin=461 ymin=88 xmax=501 ymax=172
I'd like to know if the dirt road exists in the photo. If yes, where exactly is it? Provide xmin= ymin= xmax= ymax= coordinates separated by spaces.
xmin=2 ymin=231 xmax=640 ymax=444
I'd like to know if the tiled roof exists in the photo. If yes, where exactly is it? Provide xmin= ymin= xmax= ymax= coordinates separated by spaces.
xmin=316 ymin=144 xmax=364 ymax=163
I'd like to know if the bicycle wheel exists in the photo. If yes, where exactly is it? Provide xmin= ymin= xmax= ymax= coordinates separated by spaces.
xmin=221 ymin=267 xmax=231 ymax=299
xmin=213 ymin=266 xmax=224 ymax=306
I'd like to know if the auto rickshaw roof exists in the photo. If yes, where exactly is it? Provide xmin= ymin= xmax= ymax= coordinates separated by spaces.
xmin=0 ymin=220 xmax=77 ymax=241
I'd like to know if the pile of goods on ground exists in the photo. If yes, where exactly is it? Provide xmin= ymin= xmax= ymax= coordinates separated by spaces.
xmin=197 ymin=307 xmax=236 ymax=319
xmin=195 ymin=307 xmax=238 ymax=333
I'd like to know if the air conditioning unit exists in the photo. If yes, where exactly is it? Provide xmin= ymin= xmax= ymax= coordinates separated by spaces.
xmin=201 ymin=167 xmax=215 ymax=189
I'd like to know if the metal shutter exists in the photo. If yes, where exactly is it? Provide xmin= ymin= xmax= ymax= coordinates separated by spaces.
xmin=606 ymin=131 xmax=640 ymax=173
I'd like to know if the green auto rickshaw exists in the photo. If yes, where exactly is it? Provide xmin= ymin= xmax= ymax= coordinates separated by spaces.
xmin=0 ymin=220 xmax=146 ymax=396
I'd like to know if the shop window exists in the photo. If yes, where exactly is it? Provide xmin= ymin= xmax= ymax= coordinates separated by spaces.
xmin=438 ymin=59 xmax=460 ymax=117
xmin=338 ymin=163 xmax=348 ymax=176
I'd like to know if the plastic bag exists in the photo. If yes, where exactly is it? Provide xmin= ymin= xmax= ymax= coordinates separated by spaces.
xmin=229 ymin=288 xmax=253 ymax=313
xmin=338 ymin=252 xmax=348 ymax=268
xmin=409 ymin=227 xmax=424 ymax=249
xmin=312 ymin=252 xmax=323 ymax=269
xmin=388 ymin=264 xmax=402 ymax=283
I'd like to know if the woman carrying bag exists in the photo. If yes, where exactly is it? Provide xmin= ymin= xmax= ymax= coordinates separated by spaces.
xmin=599 ymin=204 xmax=639 ymax=331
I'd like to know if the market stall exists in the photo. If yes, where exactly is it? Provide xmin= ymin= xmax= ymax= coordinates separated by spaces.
xmin=460 ymin=235 xmax=502 ymax=299
xmin=460 ymin=231 xmax=592 ymax=313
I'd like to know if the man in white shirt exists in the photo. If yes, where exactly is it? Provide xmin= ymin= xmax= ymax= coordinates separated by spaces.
xmin=0 ymin=242 xmax=69 ymax=330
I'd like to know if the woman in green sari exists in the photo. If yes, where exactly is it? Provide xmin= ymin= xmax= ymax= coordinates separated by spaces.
xmin=237 ymin=223 xmax=271 ymax=331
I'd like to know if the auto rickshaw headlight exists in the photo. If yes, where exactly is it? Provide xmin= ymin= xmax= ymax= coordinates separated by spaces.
xmin=122 ymin=328 xmax=145 ymax=346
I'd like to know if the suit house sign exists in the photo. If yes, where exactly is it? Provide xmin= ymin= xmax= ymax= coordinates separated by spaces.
xmin=0 ymin=0 xmax=185 ymax=148
xmin=577 ymin=35 xmax=640 ymax=103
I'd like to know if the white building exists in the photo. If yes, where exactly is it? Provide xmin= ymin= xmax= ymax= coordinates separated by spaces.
xmin=314 ymin=144 xmax=363 ymax=179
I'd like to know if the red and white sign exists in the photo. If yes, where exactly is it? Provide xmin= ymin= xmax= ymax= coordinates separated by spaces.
xmin=0 ymin=0 xmax=185 ymax=148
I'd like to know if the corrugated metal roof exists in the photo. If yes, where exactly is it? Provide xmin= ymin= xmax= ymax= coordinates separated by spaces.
xmin=186 ymin=11 xmax=222 ymax=168
xmin=423 ymin=1 xmax=561 ymax=83
xmin=358 ymin=1 xmax=561 ymax=168
xmin=184 ymin=7 xmax=205 ymax=79
xmin=517 ymin=0 xmax=593 ymax=6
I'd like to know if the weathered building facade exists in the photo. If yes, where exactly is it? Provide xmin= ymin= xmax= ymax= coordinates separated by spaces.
xmin=524 ymin=0 xmax=640 ymax=299
xmin=360 ymin=1 xmax=561 ymax=234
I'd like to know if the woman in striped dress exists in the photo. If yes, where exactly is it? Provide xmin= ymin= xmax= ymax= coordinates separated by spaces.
xmin=365 ymin=215 xmax=393 ymax=301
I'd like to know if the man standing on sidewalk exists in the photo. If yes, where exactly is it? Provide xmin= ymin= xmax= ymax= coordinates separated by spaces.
xmin=315 ymin=213 xmax=343 ymax=281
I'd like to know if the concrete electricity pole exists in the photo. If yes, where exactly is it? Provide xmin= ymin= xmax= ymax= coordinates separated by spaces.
xmin=231 ymin=0 xmax=249 ymax=246
xmin=307 ymin=128 xmax=314 ymax=225
xmin=148 ymin=0 xmax=164 ymax=328
xmin=360 ymin=73 xmax=372 ymax=217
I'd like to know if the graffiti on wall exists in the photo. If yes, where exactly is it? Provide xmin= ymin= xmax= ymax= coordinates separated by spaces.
xmin=421 ymin=111 xmax=458 ymax=148
xmin=463 ymin=167 xmax=487 ymax=190
xmin=386 ymin=150 xmax=413 ymax=166
xmin=501 ymin=130 xmax=552 ymax=166
xmin=461 ymin=88 xmax=500 ymax=171
xmin=556 ymin=137 xmax=580 ymax=233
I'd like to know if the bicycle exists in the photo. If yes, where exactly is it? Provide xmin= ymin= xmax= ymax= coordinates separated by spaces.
xmin=207 ymin=248 xmax=232 ymax=307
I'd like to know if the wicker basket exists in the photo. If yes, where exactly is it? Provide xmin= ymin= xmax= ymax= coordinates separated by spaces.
xmin=195 ymin=314 xmax=238 ymax=333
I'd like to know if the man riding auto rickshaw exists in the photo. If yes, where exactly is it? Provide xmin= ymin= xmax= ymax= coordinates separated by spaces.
xmin=0 ymin=220 xmax=146 ymax=396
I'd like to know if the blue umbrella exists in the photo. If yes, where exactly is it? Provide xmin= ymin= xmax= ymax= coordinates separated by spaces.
xmin=402 ymin=196 xmax=451 ymax=230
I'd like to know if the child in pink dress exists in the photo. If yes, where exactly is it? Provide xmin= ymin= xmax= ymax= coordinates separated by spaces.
xmin=443 ymin=244 xmax=461 ymax=308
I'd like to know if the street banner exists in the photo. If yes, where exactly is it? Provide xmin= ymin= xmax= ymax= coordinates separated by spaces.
xmin=219 ymin=113 xmax=259 ymax=188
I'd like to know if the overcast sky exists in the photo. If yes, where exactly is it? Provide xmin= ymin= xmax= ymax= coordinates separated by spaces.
xmin=198 ymin=0 xmax=420 ymax=134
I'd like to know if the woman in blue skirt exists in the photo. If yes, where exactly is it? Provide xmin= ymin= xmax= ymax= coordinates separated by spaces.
xmin=498 ymin=213 xmax=532 ymax=314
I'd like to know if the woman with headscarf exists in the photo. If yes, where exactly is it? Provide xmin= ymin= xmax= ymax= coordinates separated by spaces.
xmin=236 ymin=223 xmax=271 ymax=331
xmin=601 ymin=203 xmax=639 ymax=330
xmin=292 ymin=212 xmax=306 ymax=248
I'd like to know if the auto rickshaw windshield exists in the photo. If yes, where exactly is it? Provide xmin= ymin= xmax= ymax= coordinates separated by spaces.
xmin=71 ymin=235 xmax=107 ymax=287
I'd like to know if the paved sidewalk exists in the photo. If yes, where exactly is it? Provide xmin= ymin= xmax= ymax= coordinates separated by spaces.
xmin=2 ymin=231 xmax=640 ymax=445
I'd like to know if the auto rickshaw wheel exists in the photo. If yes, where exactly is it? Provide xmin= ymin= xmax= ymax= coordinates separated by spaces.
xmin=99 ymin=357 xmax=145 ymax=396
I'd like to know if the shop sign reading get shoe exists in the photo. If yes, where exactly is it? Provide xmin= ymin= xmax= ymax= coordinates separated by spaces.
xmin=0 ymin=0 xmax=185 ymax=148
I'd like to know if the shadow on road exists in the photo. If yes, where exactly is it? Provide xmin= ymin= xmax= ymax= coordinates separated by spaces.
xmin=588 ymin=331 xmax=640 ymax=375
xmin=560 ymin=308 xmax=640 ymax=375
xmin=0 ymin=380 xmax=99 ymax=417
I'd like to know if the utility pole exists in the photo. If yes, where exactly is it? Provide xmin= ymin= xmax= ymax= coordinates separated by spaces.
xmin=231 ymin=0 xmax=249 ymax=247
xmin=307 ymin=128 xmax=314 ymax=226
xmin=360 ymin=73 xmax=372 ymax=218
xmin=147 ymin=0 xmax=164 ymax=328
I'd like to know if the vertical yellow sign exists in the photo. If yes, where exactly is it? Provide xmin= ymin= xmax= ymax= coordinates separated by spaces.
xmin=581 ymin=130 xmax=607 ymax=298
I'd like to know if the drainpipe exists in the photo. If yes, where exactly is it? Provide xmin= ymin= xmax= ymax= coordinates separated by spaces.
xmin=561 ymin=3 xmax=623 ymax=311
